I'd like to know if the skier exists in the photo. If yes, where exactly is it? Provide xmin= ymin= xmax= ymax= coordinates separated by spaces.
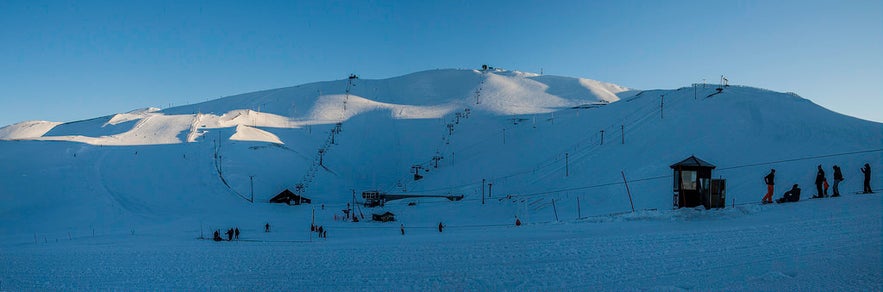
xmin=832 ymin=165 xmax=844 ymax=197
xmin=862 ymin=163 xmax=873 ymax=194
xmin=400 ymin=224 xmax=405 ymax=236
xmin=265 ymin=223 xmax=270 ymax=233
xmin=776 ymin=184 xmax=801 ymax=203
xmin=762 ymin=169 xmax=775 ymax=204
xmin=438 ymin=222 xmax=444 ymax=233
xmin=234 ymin=227 xmax=240 ymax=240
xmin=814 ymin=165 xmax=826 ymax=198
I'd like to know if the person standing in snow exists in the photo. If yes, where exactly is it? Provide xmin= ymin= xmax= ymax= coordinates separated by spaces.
xmin=832 ymin=165 xmax=844 ymax=197
xmin=862 ymin=163 xmax=873 ymax=194
xmin=762 ymin=169 xmax=775 ymax=204
xmin=438 ymin=222 xmax=444 ymax=233
xmin=234 ymin=227 xmax=240 ymax=240
xmin=226 ymin=228 xmax=234 ymax=241
xmin=400 ymin=224 xmax=405 ymax=235
xmin=265 ymin=223 xmax=270 ymax=233
xmin=814 ymin=165 xmax=826 ymax=198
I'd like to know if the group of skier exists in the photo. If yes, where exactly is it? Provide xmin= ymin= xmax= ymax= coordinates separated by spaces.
xmin=762 ymin=163 xmax=873 ymax=204
xmin=213 ymin=227 xmax=240 ymax=241
xmin=311 ymin=224 xmax=327 ymax=238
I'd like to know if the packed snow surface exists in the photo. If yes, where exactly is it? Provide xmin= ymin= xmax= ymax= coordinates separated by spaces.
xmin=0 ymin=68 xmax=881 ymax=290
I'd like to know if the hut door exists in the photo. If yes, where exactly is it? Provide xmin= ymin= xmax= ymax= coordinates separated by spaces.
xmin=673 ymin=171 xmax=681 ymax=209
xmin=699 ymin=178 xmax=711 ymax=209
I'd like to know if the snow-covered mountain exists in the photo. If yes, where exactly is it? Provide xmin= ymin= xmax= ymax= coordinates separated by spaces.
xmin=1 ymin=68 xmax=880 ymax=290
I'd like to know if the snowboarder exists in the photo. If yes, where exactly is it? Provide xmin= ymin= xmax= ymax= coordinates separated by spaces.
xmin=814 ymin=165 xmax=826 ymax=198
xmin=265 ymin=223 xmax=270 ymax=233
xmin=762 ymin=169 xmax=775 ymax=204
xmin=832 ymin=165 xmax=844 ymax=197
xmin=400 ymin=224 xmax=405 ymax=235
xmin=234 ymin=227 xmax=240 ymax=240
xmin=862 ymin=163 xmax=873 ymax=194
xmin=438 ymin=222 xmax=444 ymax=233
xmin=776 ymin=184 xmax=801 ymax=203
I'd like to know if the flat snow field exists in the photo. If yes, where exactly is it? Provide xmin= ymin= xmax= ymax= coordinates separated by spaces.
xmin=1 ymin=194 xmax=880 ymax=291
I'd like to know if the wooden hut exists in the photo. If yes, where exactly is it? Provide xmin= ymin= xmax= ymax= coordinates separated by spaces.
xmin=269 ymin=189 xmax=311 ymax=205
xmin=670 ymin=156 xmax=726 ymax=209
xmin=371 ymin=211 xmax=396 ymax=222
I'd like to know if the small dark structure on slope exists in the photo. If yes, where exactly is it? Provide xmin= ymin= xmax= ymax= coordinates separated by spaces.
xmin=372 ymin=212 xmax=396 ymax=222
xmin=670 ymin=156 xmax=726 ymax=209
xmin=269 ymin=189 xmax=311 ymax=205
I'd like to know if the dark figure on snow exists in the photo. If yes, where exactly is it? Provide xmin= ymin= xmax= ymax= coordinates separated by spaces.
xmin=234 ymin=227 xmax=240 ymax=240
xmin=762 ymin=169 xmax=775 ymax=204
xmin=814 ymin=165 xmax=826 ymax=198
xmin=265 ymin=223 xmax=270 ymax=233
xmin=213 ymin=230 xmax=222 ymax=241
xmin=226 ymin=228 xmax=234 ymax=241
xmin=400 ymin=224 xmax=405 ymax=236
xmin=318 ymin=226 xmax=324 ymax=238
xmin=832 ymin=165 xmax=844 ymax=197
xmin=515 ymin=217 xmax=522 ymax=227
xmin=323 ymin=230 xmax=327 ymax=239
xmin=862 ymin=163 xmax=873 ymax=194
xmin=777 ymin=184 xmax=801 ymax=203
xmin=438 ymin=222 xmax=444 ymax=233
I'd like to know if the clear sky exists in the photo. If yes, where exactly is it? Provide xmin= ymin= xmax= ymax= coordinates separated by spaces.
xmin=1 ymin=0 xmax=881 ymax=127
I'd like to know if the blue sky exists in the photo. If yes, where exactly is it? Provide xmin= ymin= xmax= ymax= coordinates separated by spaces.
xmin=1 ymin=0 xmax=881 ymax=126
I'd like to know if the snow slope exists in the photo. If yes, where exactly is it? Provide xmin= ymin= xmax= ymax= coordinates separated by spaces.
xmin=0 ymin=68 xmax=881 ymax=290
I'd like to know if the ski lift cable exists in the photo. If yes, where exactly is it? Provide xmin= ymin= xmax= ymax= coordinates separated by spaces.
xmin=511 ymin=148 xmax=883 ymax=199
xmin=415 ymin=95 xmax=666 ymax=193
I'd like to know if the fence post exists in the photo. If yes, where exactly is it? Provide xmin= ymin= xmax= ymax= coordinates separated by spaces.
xmin=552 ymin=198 xmax=559 ymax=222
xmin=577 ymin=197 xmax=582 ymax=219
xmin=621 ymin=171 xmax=635 ymax=213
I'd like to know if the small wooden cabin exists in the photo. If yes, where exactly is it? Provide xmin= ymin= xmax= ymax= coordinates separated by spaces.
xmin=269 ymin=189 xmax=311 ymax=205
xmin=670 ymin=156 xmax=726 ymax=209
xmin=372 ymin=212 xmax=396 ymax=222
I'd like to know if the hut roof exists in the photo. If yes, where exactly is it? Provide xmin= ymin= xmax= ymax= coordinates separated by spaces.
xmin=670 ymin=155 xmax=716 ymax=169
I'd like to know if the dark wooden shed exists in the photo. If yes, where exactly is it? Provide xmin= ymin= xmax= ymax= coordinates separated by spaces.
xmin=269 ymin=189 xmax=311 ymax=205
xmin=371 ymin=212 xmax=396 ymax=222
xmin=670 ymin=156 xmax=726 ymax=209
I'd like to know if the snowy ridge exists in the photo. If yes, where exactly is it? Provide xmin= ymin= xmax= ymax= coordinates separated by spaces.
xmin=0 ymin=69 xmax=627 ymax=145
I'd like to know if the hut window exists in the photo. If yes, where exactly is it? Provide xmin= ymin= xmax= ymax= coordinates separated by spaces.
xmin=681 ymin=170 xmax=697 ymax=190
